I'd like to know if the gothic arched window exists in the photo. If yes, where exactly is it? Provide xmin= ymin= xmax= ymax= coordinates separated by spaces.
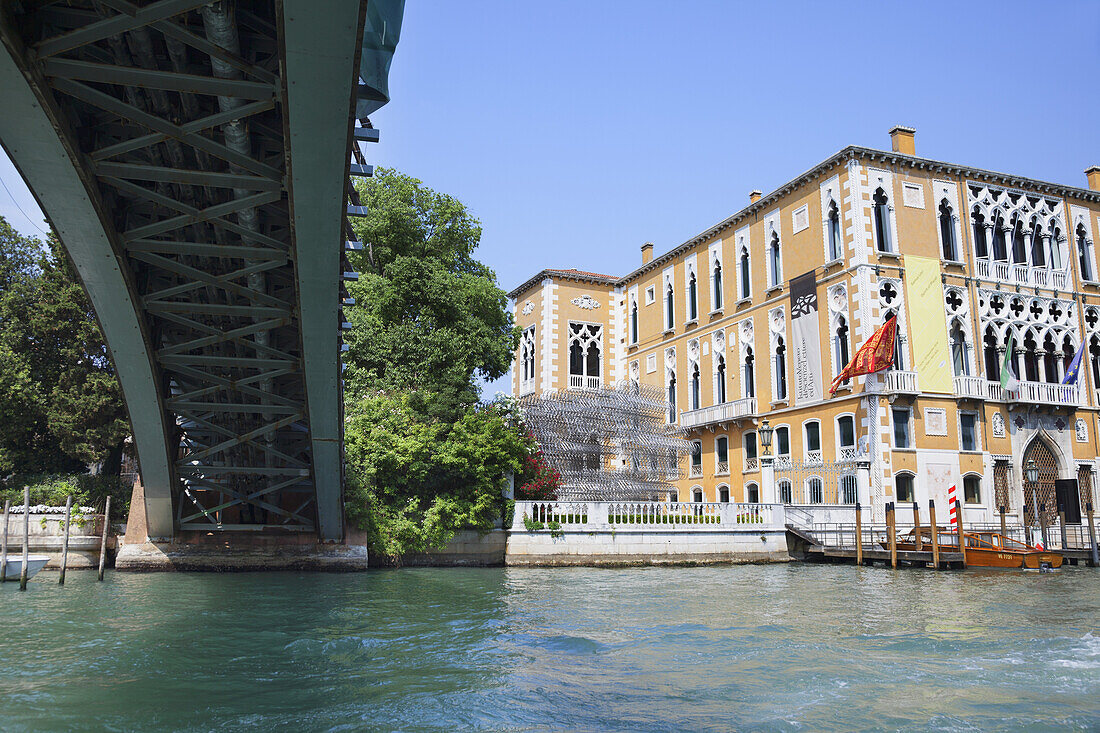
xmin=1078 ymin=223 xmax=1093 ymax=281
xmin=630 ymin=300 xmax=638 ymax=344
xmin=688 ymin=271 xmax=698 ymax=321
xmin=1011 ymin=218 xmax=1027 ymax=264
xmin=872 ymin=187 xmax=892 ymax=253
xmin=775 ymin=336 xmax=788 ymax=400
xmin=973 ymin=209 xmax=988 ymax=259
xmin=983 ymin=327 xmax=999 ymax=381
xmin=768 ymin=231 xmax=782 ymax=287
xmin=835 ymin=316 xmax=850 ymax=374
xmin=992 ymin=214 xmax=1008 ymax=261
xmin=690 ymin=363 xmax=701 ymax=410
xmin=827 ymin=200 xmax=842 ymax=261
xmin=1030 ymin=220 xmax=1046 ymax=268
xmin=950 ymin=321 xmax=969 ymax=376
xmin=666 ymin=282 xmax=675 ymax=330
xmin=939 ymin=199 xmax=956 ymax=261
xmin=716 ymin=354 xmax=727 ymax=404
xmin=739 ymin=246 xmax=751 ymax=299
xmin=667 ymin=371 xmax=677 ymax=423
xmin=1023 ymin=331 xmax=1040 ymax=382
xmin=712 ymin=260 xmax=723 ymax=311
xmin=743 ymin=347 xmax=755 ymax=398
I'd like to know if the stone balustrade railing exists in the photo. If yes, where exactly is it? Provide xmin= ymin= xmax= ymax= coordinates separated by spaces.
xmin=515 ymin=500 xmax=785 ymax=531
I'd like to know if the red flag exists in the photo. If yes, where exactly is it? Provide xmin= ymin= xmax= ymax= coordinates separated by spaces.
xmin=829 ymin=316 xmax=897 ymax=395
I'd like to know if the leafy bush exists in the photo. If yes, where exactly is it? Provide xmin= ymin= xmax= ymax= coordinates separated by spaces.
xmin=0 ymin=473 xmax=130 ymax=513
xmin=345 ymin=393 xmax=531 ymax=563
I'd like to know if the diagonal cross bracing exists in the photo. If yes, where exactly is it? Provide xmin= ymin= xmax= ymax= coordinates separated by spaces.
xmin=0 ymin=0 xmax=382 ymax=541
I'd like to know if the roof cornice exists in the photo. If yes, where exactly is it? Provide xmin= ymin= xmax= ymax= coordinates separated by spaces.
xmin=508 ymin=268 xmax=619 ymax=300
xmin=509 ymin=145 xmax=1100 ymax=295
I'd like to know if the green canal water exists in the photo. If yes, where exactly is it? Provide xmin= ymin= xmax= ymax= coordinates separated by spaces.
xmin=1 ymin=565 xmax=1098 ymax=731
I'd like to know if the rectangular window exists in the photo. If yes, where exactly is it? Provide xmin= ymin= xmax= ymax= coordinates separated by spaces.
xmin=892 ymin=407 xmax=911 ymax=449
xmin=646 ymin=354 xmax=656 ymax=373
xmin=716 ymin=436 xmax=729 ymax=464
xmin=805 ymin=422 xmax=821 ymax=452
xmin=645 ymin=286 xmax=656 ymax=305
xmin=838 ymin=416 xmax=855 ymax=448
xmin=690 ymin=442 xmax=701 ymax=469
xmin=744 ymin=432 xmax=757 ymax=460
xmin=776 ymin=426 xmax=790 ymax=457
xmin=960 ymin=412 xmax=978 ymax=452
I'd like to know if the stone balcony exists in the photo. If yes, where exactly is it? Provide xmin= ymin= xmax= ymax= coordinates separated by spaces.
xmin=865 ymin=370 xmax=919 ymax=395
xmin=975 ymin=258 xmax=1070 ymax=291
xmin=954 ymin=375 xmax=1080 ymax=406
xmin=568 ymin=374 xmax=602 ymax=390
xmin=680 ymin=397 xmax=757 ymax=429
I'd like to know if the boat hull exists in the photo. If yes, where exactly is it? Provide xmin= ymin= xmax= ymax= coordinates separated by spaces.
xmin=894 ymin=541 xmax=1063 ymax=569
xmin=2 ymin=555 xmax=50 ymax=581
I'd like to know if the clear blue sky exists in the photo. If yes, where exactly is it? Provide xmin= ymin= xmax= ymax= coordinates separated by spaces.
xmin=2 ymin=1 xmax=1098 ymax=398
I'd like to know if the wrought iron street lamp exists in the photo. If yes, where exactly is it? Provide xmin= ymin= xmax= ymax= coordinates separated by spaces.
xmin=1025 ymin=459 xmax=1039 ymax=486
xmin=1025 ymin=458 xmax=1043 ymax=546
xmin=759 ymin=418 xmax=773 ymax=457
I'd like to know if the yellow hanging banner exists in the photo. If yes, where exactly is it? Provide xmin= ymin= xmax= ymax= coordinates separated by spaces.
xmin=903 ymin=255 xmax=953 ymax=394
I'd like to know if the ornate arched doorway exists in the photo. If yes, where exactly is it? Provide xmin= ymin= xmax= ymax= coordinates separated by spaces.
xmin=1022 ymin=438 xmax=1059 ymax=523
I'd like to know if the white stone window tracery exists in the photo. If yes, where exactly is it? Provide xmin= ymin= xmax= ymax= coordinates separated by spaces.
xmin=567 ymin=322 xmax=603 ymax=388
xmin=968 ymin=183 xmax=1069 ymax=287
xmin=975 ymin=288 xmax=1080 ymax=385
xmin=739 ymin=318 xmax=755 ymax=400
xmin=820 ymin=174 xmax=843 ymax=264
xmin=827 ymin=284 xmax=850 ymax=379
xmin=519 ymin=326 xmax=536 ymax=395
xmin=877 ymin=277 xmax=908 ymax=369
xmin=769 ymin=307 xmax=787 ymax=402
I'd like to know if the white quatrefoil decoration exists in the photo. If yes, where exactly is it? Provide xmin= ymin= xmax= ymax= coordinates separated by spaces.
xmin=571 ymin=295 xmax=601 ymax=310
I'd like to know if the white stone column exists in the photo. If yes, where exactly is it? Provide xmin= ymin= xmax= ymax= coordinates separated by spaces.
xmin=856 ymin=459 xmax=871 ymax=508
xmin=761 ymin=455 xmax=776 ymax=505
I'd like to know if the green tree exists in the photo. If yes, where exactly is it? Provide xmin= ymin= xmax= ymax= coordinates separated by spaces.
xmin=344 ymin=168 xmax=517 ymax=418
xmin=0 ymin=217 xmax=128 ymax=478
xmin=345 ymin=393 xmax=531 ymax=561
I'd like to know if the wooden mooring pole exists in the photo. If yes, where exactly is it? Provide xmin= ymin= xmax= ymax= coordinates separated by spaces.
xmin=19 ymin=486 xmax=30 ymax=591
xmin=1086 ymin=502 xmax=1099 ymax=568
xmin=999 ymin=505 xmax=1007 ymax=541
xmin=855 ymin=502 xmax=863 ymax=565
xmin=59 ymin=496 xmax=72 ymax=586
xmin=887 ymin=502 xmax=898 ymax=569
xmin=929 ymin=499 xmax=940 ymax=570
xmin=913 ymin=501 xmax=923 ymax=552
xmin=97 ymin=496 xmax=110 ymax=582
xmin=0 ymin=499 xmax=9 ymax=582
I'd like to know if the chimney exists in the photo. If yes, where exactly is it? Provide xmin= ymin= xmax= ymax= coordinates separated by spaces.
xmin=889 ymin=125 xmax=916 ymax=156
xmin=749 ymin=190 xmax=762 ymax=203
xmin=1087 ymin=166 xmax=1100 ymax=192
xmin=641 ymin=241 xmax=654 ymax=264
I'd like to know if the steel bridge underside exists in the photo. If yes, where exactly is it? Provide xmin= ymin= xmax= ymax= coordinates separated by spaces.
xmin=0 ymin=0 xmax=399 ymax=541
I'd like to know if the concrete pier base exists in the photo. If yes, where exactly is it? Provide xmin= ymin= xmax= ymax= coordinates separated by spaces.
xmin=115 ymin=537 xmax=370 ymax=572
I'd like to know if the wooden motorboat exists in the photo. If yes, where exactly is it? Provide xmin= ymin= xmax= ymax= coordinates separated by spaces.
xmin=2 ymin=554 xmax=50 ymax=581
xmin=894 ymin=526 xmax=1063 ymax=569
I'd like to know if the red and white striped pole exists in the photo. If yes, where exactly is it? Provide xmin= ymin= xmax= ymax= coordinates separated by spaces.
xmin=947 ymin=484 xmax=959 ymax=529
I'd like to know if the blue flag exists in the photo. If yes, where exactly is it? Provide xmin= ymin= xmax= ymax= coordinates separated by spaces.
xmin=1062 ymin=340 xmax=1087 ymax=385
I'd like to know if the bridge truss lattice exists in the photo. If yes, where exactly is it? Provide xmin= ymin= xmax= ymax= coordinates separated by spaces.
xmin=0 ymin=0 xmax=399 ymax=539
